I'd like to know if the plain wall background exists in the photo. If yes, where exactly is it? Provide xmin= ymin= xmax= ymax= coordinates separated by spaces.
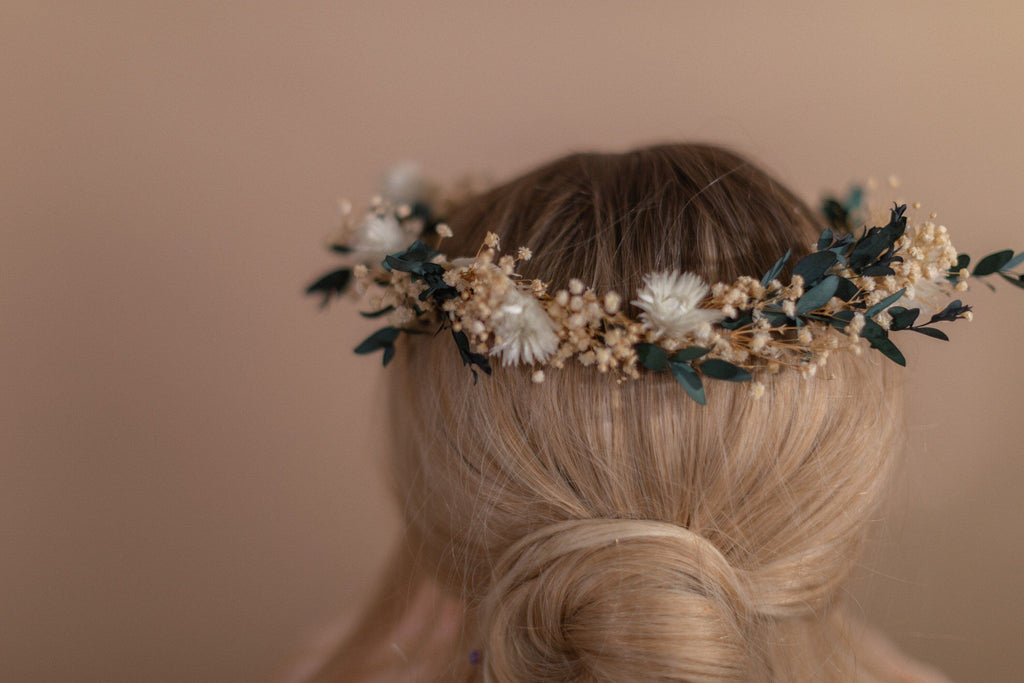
xmin=3 ymin=2 xmax=1022 ymax=681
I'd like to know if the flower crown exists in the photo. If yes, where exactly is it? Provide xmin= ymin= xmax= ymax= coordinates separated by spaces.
xmin=308 ymin=170 xmax=1023 ymax=404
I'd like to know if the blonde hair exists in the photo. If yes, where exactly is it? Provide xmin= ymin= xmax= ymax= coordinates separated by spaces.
xmin=315 ymin=144 xmax=906 ymax=681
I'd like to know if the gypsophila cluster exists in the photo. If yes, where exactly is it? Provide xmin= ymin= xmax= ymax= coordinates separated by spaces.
xmin=307 ymin=174 xmax=1023 ymax=404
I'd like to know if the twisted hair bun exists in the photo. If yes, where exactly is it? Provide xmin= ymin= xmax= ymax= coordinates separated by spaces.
xmin=480 ymin=519 xmax=758 ymax=682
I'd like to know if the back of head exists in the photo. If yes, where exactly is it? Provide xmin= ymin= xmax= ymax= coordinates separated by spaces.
xmin=387 ymin=144 xmax=903 ymax=681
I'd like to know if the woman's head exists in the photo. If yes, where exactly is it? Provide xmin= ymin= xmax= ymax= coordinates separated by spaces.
xmin=387 ymin=144 xmax=904 ymax=681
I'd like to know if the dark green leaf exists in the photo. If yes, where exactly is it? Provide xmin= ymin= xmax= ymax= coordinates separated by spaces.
xmin=832 ymin=310 xmax=856 ymax=321
xmin=792 ymin=251 xmax=838 ymax=286
xmin=821 ymin=198 xmax=850 ymax=232
xmin=817 ymin=228 xmax=835 ymax=252
xmin=418 ymin=263 xmax=458 ymax=302
xmin=887 ymin=306 xmax=920 ymax=331
xmin=669 ymin=361 xmax=706 ymax=405
xmin=865 ymin=288 xmax=906 ymax=318
xmin=305 ymin=268 xmax=352 ymax=308
xmin=355 ymin=326 xmax=401 ymax=365
xmin=849 ymin=229 xmax=891 ymax=270
xmin=860 ymin=318 xmax=886 ymax=342
xmin=860 ymin=264 xmax=895 ymax=277
xmin=796 ymin=275 xmax=839 ymax=315
xmin=947 ymin=253 xmax=971 ymax=283
xmin=670 ymin=346 xmax=710 ymax=362
xmin=885 ymin=203 xmax=909 ymax=241
xmin=826 ymin=309 xmax=855 ymax=330
xmin=1001 ymin=252 xmax=1024 ymax=271
xmin=359 ymin=306 xmax=395 ymax=319
xmin=451 ymin=330 xmax=492 ymax=380
xmin=383 ymin=240 xmax=440 ymax=274
xmin=973 ymin=249 xmax=1014 ymax=276
xmin=866 ymin=334 xmax=906 ymax=366
xmin=699 ymin=359 xmax=752 ymax=382
xmin=835 ymin=277 xmax=859 ymax=302
xmin=762 ymin=309 xmax=792 ymax=327
xmin=760 ymin=249 xmax=791 ymax=288
xmin=849 ymin=205 xmax=906 ymax=270
xmin=718 ymin=312 xmax=753 ymax=330
xmin=846 ymin=186 xmax=864 ymax=213
xmin=997 ymin=271 xmax=1024 ymax=290
xmin=910 ymin=327 xmax=949 ymax=341
xmin=927 ymin=300 xmax=970 ymax=324
xmin=635 ymin=343 xmax=667 ymax=371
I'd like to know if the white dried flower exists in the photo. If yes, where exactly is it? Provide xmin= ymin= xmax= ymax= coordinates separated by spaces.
xmin=489 ymin=287 xmax=559 ymax=366
xmin=436 ymin=223 xmax=453 ymax=239
xmin=631 ymin=270 xmax=722 ymax=340
xmin=381 ymin=162 xmax=426 ymax=206
xmin=351 ymin=212 xmax=414 ymax=255
xmin=897 ymin=274 xmax=949 ymax=312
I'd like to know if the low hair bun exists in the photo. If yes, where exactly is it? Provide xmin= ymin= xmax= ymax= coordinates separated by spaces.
xmin=479 ymin=519 xmax=757 ymax=682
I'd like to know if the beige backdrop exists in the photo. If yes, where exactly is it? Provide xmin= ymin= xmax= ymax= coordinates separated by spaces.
xmin=3 ymin=2 xmax=1023 ymax=681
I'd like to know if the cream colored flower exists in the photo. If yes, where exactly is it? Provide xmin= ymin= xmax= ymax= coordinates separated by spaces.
xmin=631 ymin=270 xmax=722 ymax=340
xmin=381 ymin=162 xmax=426 ymax=206
xmin=897 ymin=274 xmax=950 ymax=312
xmin=490 ymin=287 xmax=559 ymax=366
xmin=350 ymin=212 xmax=414 ymax=255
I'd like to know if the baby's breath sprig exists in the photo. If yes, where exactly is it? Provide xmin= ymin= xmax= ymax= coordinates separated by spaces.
xmin=307 ymin=181 xmax=1021 ymax=404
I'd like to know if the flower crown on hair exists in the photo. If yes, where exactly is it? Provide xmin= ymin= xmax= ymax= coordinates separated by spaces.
xmin=307 ymin=168 xmax=1023 ymax=404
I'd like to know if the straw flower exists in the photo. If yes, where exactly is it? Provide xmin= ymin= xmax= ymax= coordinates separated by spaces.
xmin=490 ymin=286 xmax=559 ymax=366
xmin=632 ymin=270 xmax=722 ymax=340
xmin=350 ymin=212 xmax=414 ymax=255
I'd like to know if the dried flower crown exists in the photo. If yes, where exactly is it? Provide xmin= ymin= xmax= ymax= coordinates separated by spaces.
xmin=308 ymin=169 xmax=1023 ymax=404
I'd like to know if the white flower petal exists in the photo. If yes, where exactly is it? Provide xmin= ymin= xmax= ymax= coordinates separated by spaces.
xmin=351 ymin=212 xmax=415 ymax=256
xmin=381 ymin=162 xmax=426 ymax=206
xmin=896 ymin=274 xmax=951 ymax=312
xmin=490 ymin=288 xmax=559 ymax=366
xmin=631 ymin=270 xmax=720 ymax=339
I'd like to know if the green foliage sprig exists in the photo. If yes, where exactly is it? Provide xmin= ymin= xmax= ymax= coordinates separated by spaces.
xmin=307 ymin=185 xmax=1021 ymax=404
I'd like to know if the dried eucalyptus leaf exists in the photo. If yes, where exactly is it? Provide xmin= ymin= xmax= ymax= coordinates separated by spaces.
xmin=760 ymin=249 xmax=791 ymax=288
xmin=635 ymin=343 xmax=668 ymax=371
xmin=669 ymin=361 xmax=706 ymax=405
xmin=699 ymin=359 xmax=752 ymax=382
xmin=796 ymin=275 xmax=839 ymax=315
xmin=973 ymin=250 xmax=1014 ymax=276
xmin=670 ymin=346 xmax=710 ymax=362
